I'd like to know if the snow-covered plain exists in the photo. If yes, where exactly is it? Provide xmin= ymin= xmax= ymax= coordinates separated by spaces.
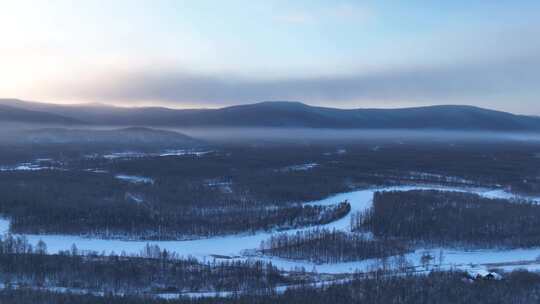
xmin=2 ymin=185 xmax=540 ymax=274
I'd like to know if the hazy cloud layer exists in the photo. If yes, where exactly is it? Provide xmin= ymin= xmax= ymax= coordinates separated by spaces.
xmin=3 ymin=1 xmax=540 ymax=114
xmin=59 ymin=53 xmax=540 ymax=114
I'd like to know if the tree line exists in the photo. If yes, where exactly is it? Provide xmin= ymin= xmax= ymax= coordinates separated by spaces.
xmin=3 ymin=270 xmax=540 ymax=304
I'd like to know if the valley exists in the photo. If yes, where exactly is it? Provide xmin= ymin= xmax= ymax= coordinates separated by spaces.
xmin=0 ymin=125 xmax=540 ymax=301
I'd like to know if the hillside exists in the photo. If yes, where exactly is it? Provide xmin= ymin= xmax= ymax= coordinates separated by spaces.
xmin=19 ymin=127 xmax=201 ymax=146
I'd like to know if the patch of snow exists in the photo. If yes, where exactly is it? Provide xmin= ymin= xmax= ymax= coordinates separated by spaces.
xmin=115 ymin=175 xmax=154 ymax=184
xmin=324 ymin=149 xmax=347 ymax=156
xmin=103 ymin=152 xmax=147 ymax=159
xmin=126 ymin=192 xmax=144 ymax=203
xmin=159 ymin=150 xmax=213 ymax=157
xmin=0 ymin=162 xmax=60 ymax=172
xmin=481 ymin=189 xmax=540 ymax=203
xmin=0 ymin=283 xmax=106 ymax=297
xmin=101 ymin=150 xmax=214 ymax=160
xmin=0 ymin=218 xmax=9 ymax=234
xmin=407 ymin=171 xmax=475 ymax=185
xmin=84 ymin=169 xmax=109 ymax=174
xmin=161 ymin=291 xmax=233 ymax=299
xmin=205 ymin=180 xmax=233 ymax=193
xmin=280 ymin=163 xmax=319 ymax=172
xmin=206 ymin=180 xmax=232 ymax=187
xmin=35 ymin=158 xmax=54 ymax=162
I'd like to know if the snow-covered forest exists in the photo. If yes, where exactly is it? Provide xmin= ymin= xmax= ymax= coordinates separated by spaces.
xmin=1 ymin=131 xmax=540 ymax=302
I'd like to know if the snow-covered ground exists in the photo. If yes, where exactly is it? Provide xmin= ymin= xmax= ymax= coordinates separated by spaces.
xmin=101 ymin=150 xmax=213 ymax=159
xmin=1 ymin=185 xmax=540 ymax=275
xmin=103 ymin=152 xmax=148 ymax=159
xmin=406 ymin=171 xmax=476 ymax=185
xmin=0 ymin=161 xmax=63 ymax=172
xmin=279 ymin=163 xmax=319 ymax=172
xmin=85 ymin=168 xmax=109 ymax=174
xmin=115 ymin=174 xmax=154 ymax=184
xmin=159 ymin=149 xmax=213 ymax=157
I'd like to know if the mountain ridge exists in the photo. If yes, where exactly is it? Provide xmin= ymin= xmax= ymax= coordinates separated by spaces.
xmin=0 ymin=98 xmax=539 ymax=131
xmin=0 ymin=103 xmax=82 ymax=124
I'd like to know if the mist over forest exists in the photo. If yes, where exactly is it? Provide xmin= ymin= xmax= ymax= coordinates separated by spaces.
xmin=2 ymin=0 xmax=540 ymax=302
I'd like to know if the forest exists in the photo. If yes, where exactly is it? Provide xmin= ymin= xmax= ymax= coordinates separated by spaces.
xmin=0 ymin=235 xmax=300 ymax=295
xmin=260 ymin=228 xmax=410 ymax=263
xmin=0 ymin=138 xmax=538 ymax=303
xmin=354 ymin=190 xmax=540 ymax=247
xmin=83 ymin=140 xmax=540 ymax=197
xmin=1 ymin=139 xmax=540 ymax=239
xmin=3 ymin=270 xmax=540 ymax=304
xmin=0 ymin=170 xmax=350 ymax=239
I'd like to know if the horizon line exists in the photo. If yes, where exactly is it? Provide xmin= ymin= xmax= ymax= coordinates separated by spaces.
xmin=1 ymin=97 xmax=533 ymax=116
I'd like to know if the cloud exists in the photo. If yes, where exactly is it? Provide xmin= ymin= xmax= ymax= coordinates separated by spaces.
xmin=54 ymin=52 xmax=540 ymax=114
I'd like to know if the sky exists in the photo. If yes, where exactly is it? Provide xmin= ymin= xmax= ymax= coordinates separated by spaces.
xmin=0 ymin=0 xmax=539 ymax=114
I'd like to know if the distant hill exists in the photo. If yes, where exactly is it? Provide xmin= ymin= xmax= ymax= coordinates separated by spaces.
xmin=1 ymin=99 xmax=540 ymax=131
xmin=19 ymin=127 xmax=201 ymax=146
xmin=0 ymin=103 xmax=81 ymax=125
xmin=0 ymin=99 xmax=204 ymax=126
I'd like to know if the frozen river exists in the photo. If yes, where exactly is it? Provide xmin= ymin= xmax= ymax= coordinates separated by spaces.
xmin=2 ymin=185 xmax=540 ymax=274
